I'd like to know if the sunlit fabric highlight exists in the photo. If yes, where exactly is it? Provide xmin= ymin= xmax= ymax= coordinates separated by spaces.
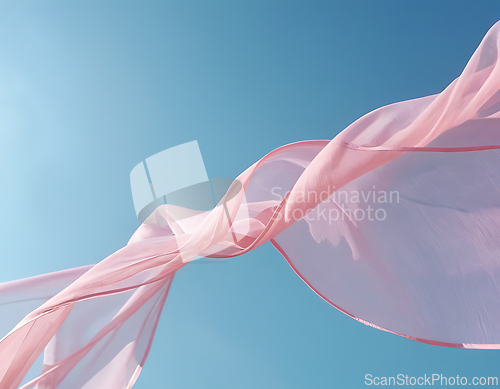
xmin=2 ymin=20 xmax=500 ymax=388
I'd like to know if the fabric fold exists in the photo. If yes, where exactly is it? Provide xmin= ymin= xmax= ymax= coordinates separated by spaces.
xmin=2 ymin=20 xmax=500 ymax=388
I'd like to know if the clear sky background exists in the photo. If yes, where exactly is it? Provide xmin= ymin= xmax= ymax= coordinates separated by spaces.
xmin=1 ymin=1 xmax=500 ymax=388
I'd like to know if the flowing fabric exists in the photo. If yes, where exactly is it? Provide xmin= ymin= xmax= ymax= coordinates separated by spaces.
xmin=3 ymin=21 xmax=500 ymax=388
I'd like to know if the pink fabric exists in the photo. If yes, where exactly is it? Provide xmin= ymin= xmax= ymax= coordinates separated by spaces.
xmin=3 ymin=21 xmax=500 ymax=388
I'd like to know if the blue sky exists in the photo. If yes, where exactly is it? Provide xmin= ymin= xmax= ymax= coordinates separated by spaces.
xmin=1 ymin=1 xmax=500 ymax=388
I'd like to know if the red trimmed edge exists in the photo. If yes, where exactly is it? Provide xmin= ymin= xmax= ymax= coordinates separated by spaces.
xmin=270 ymin=238 xmax=500 ymax=349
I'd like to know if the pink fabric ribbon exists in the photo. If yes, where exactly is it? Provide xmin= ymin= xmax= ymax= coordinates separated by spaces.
xmin=3 ymin=20 xmax=500 ymax=388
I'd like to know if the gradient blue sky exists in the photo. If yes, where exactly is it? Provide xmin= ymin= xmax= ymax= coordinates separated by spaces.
xmin=1 ymin=1 xmax=500 ymax=388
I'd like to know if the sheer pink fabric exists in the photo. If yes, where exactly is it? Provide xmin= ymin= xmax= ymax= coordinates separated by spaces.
xmin=3 ymin=21 xmax=500 ymax=388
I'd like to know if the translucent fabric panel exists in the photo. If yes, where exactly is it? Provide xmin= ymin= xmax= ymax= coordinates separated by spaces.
xmin=2 ymin=19 xmax=500 ymax=389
